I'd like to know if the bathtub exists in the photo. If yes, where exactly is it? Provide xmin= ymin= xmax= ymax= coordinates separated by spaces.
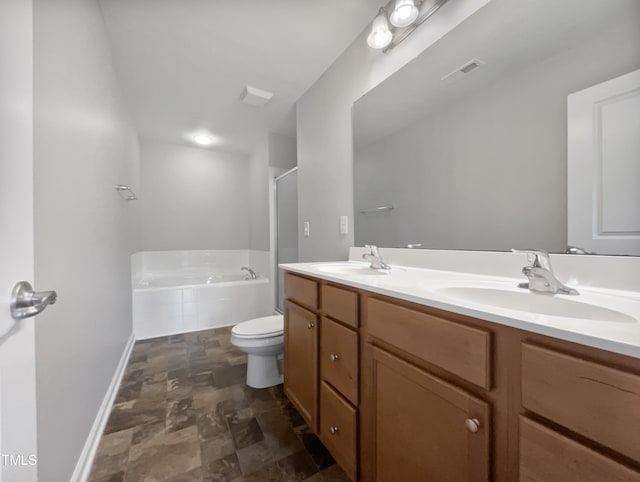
xmin=132 ymin=250 xmax=272 ymax=340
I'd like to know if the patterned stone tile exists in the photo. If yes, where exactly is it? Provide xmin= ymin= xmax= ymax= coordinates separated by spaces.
xmin=91 ymin=326 xmax=345 ymax=482
xmin=164 ymin=467 xmax=204 ymax=481
xmin=91 ymin=471 xmax=125 ymax=482
xmin=294 ymin=427 xmax=335 ymax=470
xmin=89 ymin=428 xmax=133 ymax=481
xmin=197 ymin=407 xmax=229 ymax=442
xmin=227 ymin=408 xmax=264 ymax=450
xmin=201 ymin=452 xmax=242 ymax=481
xmin=104 ymin=400 xmax=138 ymax=434
xmin=200 ymin=432 xmax=235 ymax=463
xmin=132 ymin=421 xmax=165 ymax=446
xmin=241 ymin=461 xmax=284 ymax=482
xmin=167 ymin=396 xmax=196 ymax=433
xmin=125 ymin=425 xmax=201 ymax=482
xmin=278 ymin=451 xmax=320 ymax=481
xmin=316 ymin=464 xmax=351 ymax=481
xmin=282 ymin=398 xmax=307 ymax=428
xmin=213 ymin=364 xmax=248 ymax=388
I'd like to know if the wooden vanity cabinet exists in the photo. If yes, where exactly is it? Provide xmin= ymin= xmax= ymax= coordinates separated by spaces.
xmin=283 ymin=299 xmax=319 ymax=431
xmin=370 ymin=346 xmax=490 ymax=482
xmin=283 ymin=272 xmax=640 ymax=481
xmin=283 ymin=274 xmax=360 ymax=480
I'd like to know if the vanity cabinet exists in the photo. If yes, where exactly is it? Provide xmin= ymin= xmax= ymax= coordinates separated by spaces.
xmin=370 ymin=346 xmax=490 ymax=482
xmin=283 ymin=271 xmax=640 ymax=481
xmin=284 ymin=273 xmax=360 ymax=480
xmin=283 ymin=295 xmax=319 ymax=431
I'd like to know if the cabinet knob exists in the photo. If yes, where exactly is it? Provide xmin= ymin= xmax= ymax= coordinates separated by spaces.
xmin=465 ymin=418 xmax=480 ymax=433
xmin=330 ymin=353 xmax=339 ymax=362
xmin=329 ymin=426 xmax=339 ymax=435
xmin=307 ymin=323 xmax=315 ymax=329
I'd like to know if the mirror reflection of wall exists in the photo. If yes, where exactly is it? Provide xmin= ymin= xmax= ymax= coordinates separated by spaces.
xmin=353 ymin=0 xmax=640 ymax=255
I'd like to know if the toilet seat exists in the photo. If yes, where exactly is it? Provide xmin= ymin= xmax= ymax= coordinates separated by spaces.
xmin=231 ymin=315 xmax=283 ymax=339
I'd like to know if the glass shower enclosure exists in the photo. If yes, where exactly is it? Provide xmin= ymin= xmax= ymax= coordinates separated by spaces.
xmin=274 ymin=167 xmax=298 ymax=313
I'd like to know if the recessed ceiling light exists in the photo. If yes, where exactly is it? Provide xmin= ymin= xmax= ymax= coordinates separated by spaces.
xmin=192 ymin=134 xmax=214 ymax=146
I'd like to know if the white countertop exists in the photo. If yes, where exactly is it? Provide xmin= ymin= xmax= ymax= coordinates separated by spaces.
xmin=280 ymin=261 xmax=640 ymax=359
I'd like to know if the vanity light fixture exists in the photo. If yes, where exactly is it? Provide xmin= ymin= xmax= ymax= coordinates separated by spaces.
xmin=390 ymin=0 xmax=420 ymax=28
xmin=367 ymin=0 xmax=448 ymax=53
xmin=367 ymin=8 xmax=393 ymax=49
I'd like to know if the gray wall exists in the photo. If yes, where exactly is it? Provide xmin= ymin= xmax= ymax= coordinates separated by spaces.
xmin=268 ymin=133 xmax=297 ymax=170
xmin=139 ymin=141 xmax=249 ymax=251
xmin=355 ymin=22 xmax=640 ymax=252
xmin=295 ymin=0 xmax=490 ymax=261
xmin=33 ymin=0 xmax=140 ymax=479
xmin=249 ymin=136 xmax=270 ymax=251
xmin=248 ymin=133 xmax=297 ymax=251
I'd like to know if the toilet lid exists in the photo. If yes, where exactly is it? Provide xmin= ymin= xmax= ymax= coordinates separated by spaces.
xmin=232 ymin=315 xmax=283 ymax=338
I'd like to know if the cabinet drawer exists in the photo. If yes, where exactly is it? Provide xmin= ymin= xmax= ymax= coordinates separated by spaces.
xmin=321 ymin=284 xmax=358 ymax=328
xmin=367 ymin=298 xmax=491 ymax=389
xmin=319 ymin=382 xmax=357 ymax=481
xmin=284 ymin=273 xmax=318 ymax=309
xmin=321 ymin=317 xmax=358 ymax=405
xmin=521 ymin=343 xmax=640 ymax=461
xmin=519 ymin=417 xmax=640 ymax=482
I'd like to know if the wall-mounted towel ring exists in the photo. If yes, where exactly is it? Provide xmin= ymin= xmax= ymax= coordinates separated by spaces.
xmin=114 ymin=184 xmax=138 ymax=201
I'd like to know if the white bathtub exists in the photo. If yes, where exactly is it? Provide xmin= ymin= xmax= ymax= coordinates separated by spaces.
xmin=132 ymin=250 xmax=272 ymax=340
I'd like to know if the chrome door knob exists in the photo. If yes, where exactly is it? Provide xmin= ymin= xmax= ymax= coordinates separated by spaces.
xmin=10 ymin=281 xmax=57 ymax=320
xmin=330 ymin=354 xmax=339 ymax=362
xmin=465 ymin=418 xmax=480 ymax=433
xmin=307 ymin=323 xmax=315 ymax=329
xmin=329 ymin=426 xmax=339 ymax=434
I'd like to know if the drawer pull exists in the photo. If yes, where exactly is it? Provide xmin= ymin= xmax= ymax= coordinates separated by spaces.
xmin=330 ymin=353 xmax=339 ymax=362
xmin=307 ymin=323 xmax=315 ymax=329
xmin=465 ymin=418 xmax=480 ymax=433
xmin=329 ymin=426 xmax=339 ymax=435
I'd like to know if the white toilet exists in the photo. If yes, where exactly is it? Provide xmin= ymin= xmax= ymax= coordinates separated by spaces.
xmin=230 ymin=314 xmax=284 ymax=388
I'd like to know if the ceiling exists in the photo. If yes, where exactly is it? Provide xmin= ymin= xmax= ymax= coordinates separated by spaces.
xmin=98 ymin=0 xmax=378 ymax=155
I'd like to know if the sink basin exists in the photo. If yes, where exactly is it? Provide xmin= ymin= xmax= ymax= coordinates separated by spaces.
xmin=310 ymin=263 xmax=389 ymax=276
xmin=436 ymin=287 xmax=636 ymax=323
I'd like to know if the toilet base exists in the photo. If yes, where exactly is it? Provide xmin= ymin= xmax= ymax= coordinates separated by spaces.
xmin=246 ymin=353 xmax=283 ymax=388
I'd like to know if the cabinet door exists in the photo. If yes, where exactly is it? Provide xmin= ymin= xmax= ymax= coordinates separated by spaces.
xmin=370 ymin=347 xmax=490 ymax=482
xmin=284 ymin=300 xmax=319 ymax=431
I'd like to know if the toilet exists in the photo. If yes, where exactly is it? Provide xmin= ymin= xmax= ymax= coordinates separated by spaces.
xmin=230 ymin=315 xmax=284 ymax=388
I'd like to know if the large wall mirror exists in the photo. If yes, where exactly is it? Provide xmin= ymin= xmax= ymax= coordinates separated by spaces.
xmin=354 ymin=0 xmax=640 ymax=255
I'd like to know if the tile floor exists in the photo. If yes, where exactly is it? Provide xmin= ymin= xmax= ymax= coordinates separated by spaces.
xmin=89 ymin=326 xmax=349 ymax=482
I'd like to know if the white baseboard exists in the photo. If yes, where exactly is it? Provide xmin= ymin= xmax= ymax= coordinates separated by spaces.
xmin=70 ymin=333 xmax=135 ymax=482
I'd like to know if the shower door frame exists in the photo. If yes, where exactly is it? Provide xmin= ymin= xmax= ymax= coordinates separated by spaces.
xmin=273 ymin=166 xmax=298 ymax=314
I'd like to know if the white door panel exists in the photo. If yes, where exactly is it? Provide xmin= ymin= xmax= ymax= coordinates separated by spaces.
xmin=0 ymin=1 xmax=38 ymax=481
xmin=568 ymin=69 xmax=640 ymax=255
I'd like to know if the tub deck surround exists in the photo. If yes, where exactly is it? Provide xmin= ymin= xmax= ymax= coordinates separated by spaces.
xmin=281 ymin=249 xmax=640 ymax=359
xmin=132 ymin=250 xmax=273 ymax=340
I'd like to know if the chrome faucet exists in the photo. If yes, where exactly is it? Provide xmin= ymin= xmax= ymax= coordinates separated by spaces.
xmin=241 ymin=267 xmax=257 ymax=280
xmin=512 ymin=249 xmax=579 ymax=295
xmin=362 ymin=245 xmax=390 ymax=270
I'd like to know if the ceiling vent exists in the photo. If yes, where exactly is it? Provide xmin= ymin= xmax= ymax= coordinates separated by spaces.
xmin=440 ymin=58 xmax=486 ymax=84
xmin=240 ymin=85 xmax=274 ymax=107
